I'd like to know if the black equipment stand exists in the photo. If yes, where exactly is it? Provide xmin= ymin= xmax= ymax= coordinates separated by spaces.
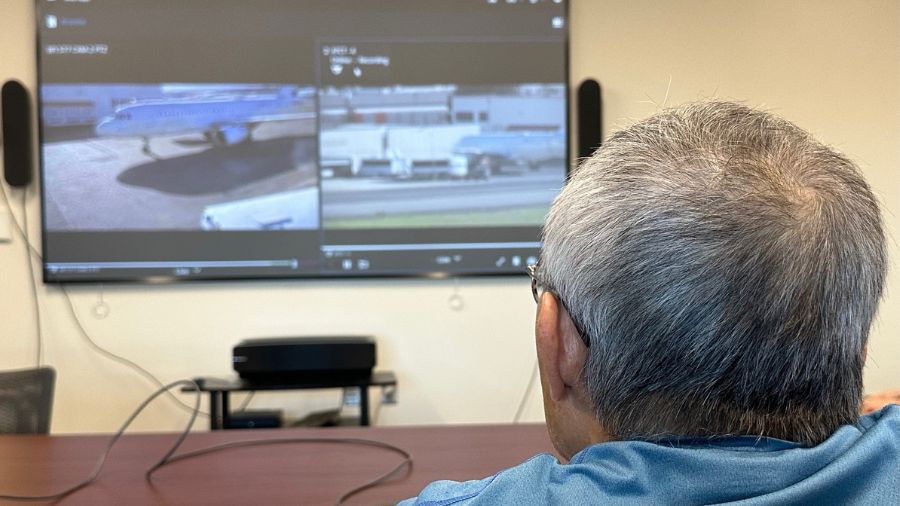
xmin=184 ymin=371 xmax=397 ymax=430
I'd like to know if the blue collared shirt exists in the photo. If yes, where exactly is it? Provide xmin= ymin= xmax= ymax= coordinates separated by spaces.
xmin=400 ymin=405 xmax=900 ymax=505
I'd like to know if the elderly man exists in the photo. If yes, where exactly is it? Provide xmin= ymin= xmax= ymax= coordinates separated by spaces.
xmin=401 ymin=102 xmax=899 ymax=504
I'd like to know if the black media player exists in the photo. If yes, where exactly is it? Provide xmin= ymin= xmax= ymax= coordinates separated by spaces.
xmin=232 ymin=336 xmax=376 ymax=382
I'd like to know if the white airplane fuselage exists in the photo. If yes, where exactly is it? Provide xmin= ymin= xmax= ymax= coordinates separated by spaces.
xmin=95 ymin=94 xmax=313 ymax=145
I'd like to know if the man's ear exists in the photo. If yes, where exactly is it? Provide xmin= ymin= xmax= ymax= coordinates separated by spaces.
xmin=536 ymin=292 xmax=565 ymax=402
xmin=536 ymin=292 xmax=588 ymax=402
xmin=557 ymin=303 xmax=588 ymax=390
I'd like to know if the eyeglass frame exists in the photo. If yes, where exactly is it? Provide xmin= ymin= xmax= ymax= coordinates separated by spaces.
xmin=527 ymin=262 xmax=591 ymax=347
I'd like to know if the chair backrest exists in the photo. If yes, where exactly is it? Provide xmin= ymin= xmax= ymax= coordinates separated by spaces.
xmin=0 ymin=367 xmax=56 ymax=434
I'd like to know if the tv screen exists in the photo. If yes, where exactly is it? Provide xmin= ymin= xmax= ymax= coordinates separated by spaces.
xmin=36 ymin=0 xmax=569 ymax=282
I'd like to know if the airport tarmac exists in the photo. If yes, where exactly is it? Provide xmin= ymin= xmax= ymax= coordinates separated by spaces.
xmin=321 ymin=164 xmax=565 ymax=225
xmin=44 ymin=116 xmax=565 ymax=231
xmin=43 ymin=120 xmax=317 ymax=230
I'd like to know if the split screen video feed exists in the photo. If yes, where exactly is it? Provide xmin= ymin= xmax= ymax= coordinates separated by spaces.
xmin=37 ymin=0 xmax=569 ymax=281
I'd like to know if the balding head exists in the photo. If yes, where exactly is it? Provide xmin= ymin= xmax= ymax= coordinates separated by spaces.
xmin=539 ymin=101 xmax=886 ymax=446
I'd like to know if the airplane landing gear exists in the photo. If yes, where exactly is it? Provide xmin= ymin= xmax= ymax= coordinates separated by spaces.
xmin=141 ymin=137 xmax=162 ymax=160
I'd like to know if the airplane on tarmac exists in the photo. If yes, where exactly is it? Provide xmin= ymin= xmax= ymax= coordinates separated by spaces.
xmin=95 ymin=87 xmax=314 ymax=158
xmin=453 ymin=130 xmax=566 ymax=176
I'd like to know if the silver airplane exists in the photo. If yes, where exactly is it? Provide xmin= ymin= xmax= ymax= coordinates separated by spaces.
xmin=95 ymin=87 xmax=314 ymax=158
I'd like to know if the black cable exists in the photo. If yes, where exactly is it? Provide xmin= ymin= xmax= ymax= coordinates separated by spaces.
xmin=1 ymin=183 xmax=43 ymax=366
xmin=236 ymin=391 xmax=255 ymax=412
xmin=2 ymin=186 xmax=414 ymax=502
xmin=372 ymin=396 xmax=384 ymax=425
xmin=0 ymin=183 xmax=37 ymax=257
xmin=60 ymin=286 xmax=210 ymax=418
xmin=334 ymin=440 xmax=412 ymax=506
xmin=513 ymin=359 xmax=539 ymax=423
xmin=1 ymin=183 xmax=208 ymax=418
xmin=0 ymin=379 xmax=201 ymax=502
xmin=20 ymin=188 xmax=43 ymax=367
xmin=0 ymin=376 xmax=414 ymax=504
xmin=145 ymin=436 xmax=413 ymax=505
xmin=0 ymin=183 xmax=30 ymax=251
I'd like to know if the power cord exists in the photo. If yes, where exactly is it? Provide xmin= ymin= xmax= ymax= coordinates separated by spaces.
xmin=235 ymin=391 xmax=255 ymax=412
xmin=0 ymin=379 xmax=201 ymax=502
xmin=61 ymin=286 xmax=210 ymax=418
xmin=0 ymin=183 xmax=42 ymax=368
xmin=145 ymin=436 xmax=413 ymax=505
xmin=0 ymin=182 xmax=39 ymax=259
xmin=372 ymin=395 xmax=384 ymax=425
xmin=0 ymin=379 xmax=413 ymax=505
xmin=20 ymin=188 xmax=43 ymax=367
xmin=1 ymin=181 xmax=208 ymax=417
xmin=2 ymin=184 xmax=413 ymax=502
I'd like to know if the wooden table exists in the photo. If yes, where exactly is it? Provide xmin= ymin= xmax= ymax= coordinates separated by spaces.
xmin=0 ymin=424 xmax=555 ymax=505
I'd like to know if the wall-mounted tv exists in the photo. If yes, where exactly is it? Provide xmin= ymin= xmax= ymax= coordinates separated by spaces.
xmin=36 ymin=0 xmax=569 ymax=282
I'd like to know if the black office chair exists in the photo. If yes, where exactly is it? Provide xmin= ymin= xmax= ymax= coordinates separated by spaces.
xmin=0 ymin=367 xmax=56 ymax=434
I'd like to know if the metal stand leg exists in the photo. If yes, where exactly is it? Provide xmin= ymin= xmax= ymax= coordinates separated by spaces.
xmin=221 ymin=392 xmax=231 ymax=429
xmin=359 ymin=386 xmax=369 ymax=426
xmin=209 ymin=392 xmax=221 ymax=430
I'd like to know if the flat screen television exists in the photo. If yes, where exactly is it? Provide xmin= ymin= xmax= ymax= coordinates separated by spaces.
xmin=36 ymin=0 xmax=570 ymax=282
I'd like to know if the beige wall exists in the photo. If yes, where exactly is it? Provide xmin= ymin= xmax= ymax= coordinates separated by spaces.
xmin=1 ymin=0 xmax=897 ymax=433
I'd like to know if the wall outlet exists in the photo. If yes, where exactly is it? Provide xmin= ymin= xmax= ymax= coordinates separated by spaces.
xmin=381 ymin=385 xmax=398 ymax=405
xmin=341 ymin=387 xmax=361 ymax=407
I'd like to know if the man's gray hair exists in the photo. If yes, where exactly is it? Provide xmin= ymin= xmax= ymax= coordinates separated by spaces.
xmin=541 ymin=101 xmax=886 ymax=446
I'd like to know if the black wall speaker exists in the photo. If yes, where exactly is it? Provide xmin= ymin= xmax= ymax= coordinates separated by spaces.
xmin=2 ymin=80 xmax=33 ymax=187
xmin=576 ymin=78 xmax=602 ymax=162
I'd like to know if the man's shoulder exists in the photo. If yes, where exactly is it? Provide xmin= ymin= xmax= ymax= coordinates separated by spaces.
xmin=398 ymin=453 xmax=559 ymax=506
xmin=399 ymin=408 xmax=900 ymax=506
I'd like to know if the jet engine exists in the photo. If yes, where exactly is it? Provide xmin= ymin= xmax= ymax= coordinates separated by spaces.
xmin=212 ymin=125 xmax=251 ymax=146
